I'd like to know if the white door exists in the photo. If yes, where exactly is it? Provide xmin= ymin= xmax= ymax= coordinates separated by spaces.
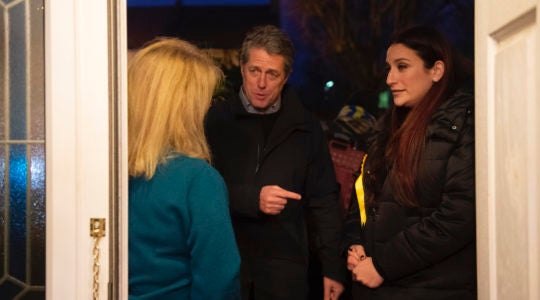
xmin=475 ymin=1 xmax=540 ymax=299
xmin=46 ymin=0 xmax=128 ymax=299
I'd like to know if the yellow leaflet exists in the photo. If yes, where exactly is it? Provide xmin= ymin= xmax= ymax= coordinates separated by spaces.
xmin=355 ymin=154 xmax=368 ymax=226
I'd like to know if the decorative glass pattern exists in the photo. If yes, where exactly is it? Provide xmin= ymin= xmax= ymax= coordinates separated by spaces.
xmin=0 ymin=0 xmax=46 ymax=299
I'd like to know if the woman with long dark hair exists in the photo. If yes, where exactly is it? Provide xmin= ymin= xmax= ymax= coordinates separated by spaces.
xmin=344 ymin=25 xmax=476 ymax=299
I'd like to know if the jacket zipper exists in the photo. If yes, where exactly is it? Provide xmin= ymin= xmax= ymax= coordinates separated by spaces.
xmin=369 ymin=207 xmax=378 ymax=256
xmin=255 ymin=143 xmax=261 ymax=174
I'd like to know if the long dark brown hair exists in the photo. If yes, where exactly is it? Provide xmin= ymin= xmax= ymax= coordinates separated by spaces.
xmin=365 ymin=25 xmax=465 ymax=207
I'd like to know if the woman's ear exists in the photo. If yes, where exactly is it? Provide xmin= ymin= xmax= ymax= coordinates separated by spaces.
xmin=432 ymin=60 xmax=445 ymax=83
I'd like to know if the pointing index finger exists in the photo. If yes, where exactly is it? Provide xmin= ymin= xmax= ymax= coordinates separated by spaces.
xmin=275 ymin=186 xmax=302 ymax=200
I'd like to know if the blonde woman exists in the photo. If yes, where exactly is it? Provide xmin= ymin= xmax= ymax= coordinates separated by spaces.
xmin=128 ymin=37 xmax=240 ymax=300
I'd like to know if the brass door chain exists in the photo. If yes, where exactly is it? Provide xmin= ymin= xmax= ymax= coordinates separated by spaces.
xmin=90 ymin=218 xmax=106 ymax=300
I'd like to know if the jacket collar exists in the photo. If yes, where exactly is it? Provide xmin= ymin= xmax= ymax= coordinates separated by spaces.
xmin=238 ymin=86 xmax=282 ymax=114
xmin=230 ymin=86 xmax=310 ymax=131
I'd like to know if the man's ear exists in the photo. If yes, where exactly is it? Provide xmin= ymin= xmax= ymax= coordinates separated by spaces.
xmin=432 ymin=60 xmax=445 ymax=83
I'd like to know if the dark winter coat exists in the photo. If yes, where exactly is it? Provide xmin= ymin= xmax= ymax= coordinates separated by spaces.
xmin=206 ymin=87 xmax=346 ymax=294
xmin=344 ymin=90 xmax=476 ymax=300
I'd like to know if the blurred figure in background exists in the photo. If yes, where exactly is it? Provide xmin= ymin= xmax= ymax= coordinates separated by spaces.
xmin=128 ymin=37 xmax=240 ymax=300
xmin=344 ymin=25 xmax=476 ymax=300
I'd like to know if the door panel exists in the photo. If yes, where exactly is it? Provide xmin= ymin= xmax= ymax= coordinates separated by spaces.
xmin=476 ymin=1 xmax=539 ymax=299
xmin=489 ymin=1 xmax=537 ymax=30
xmin=46 ymin=0 xmax=128 ymax=299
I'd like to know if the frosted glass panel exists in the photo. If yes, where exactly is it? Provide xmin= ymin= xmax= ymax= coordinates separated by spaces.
xmin=29 ymin=1 xmax=45 ymax=140
xmin=0 ymin=146 xmax=5 ymax=274
xmin=30 ymin=144 xmax=45 ymax=285
xmin=9 ymin=144 xmax=27 ymax=281
xmin=0 ymin=0 xmax=45 ymax=298
xmin=8 ymin=2 xmax=27 ymax=140
xmin=0 ymin=6 xmax=5 ymax=141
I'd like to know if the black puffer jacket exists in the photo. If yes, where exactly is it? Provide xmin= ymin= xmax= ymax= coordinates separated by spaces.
xmin=206 ymin=87 xmax=346 ymax=285
xmin=344 ymin=90 xmax=476 ymax=299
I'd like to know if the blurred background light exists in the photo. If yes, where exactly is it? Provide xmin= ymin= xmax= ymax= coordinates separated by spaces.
xmin=324 ymin=80 xmax=334 ymax=92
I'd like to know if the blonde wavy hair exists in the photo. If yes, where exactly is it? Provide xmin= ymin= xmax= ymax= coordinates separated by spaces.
xmin=128 ymin=37 xmax=223 ymax=178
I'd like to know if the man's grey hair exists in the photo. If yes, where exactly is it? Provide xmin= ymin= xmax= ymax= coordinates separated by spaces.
xmin=240 ymin=25 xmax=295 ymax=76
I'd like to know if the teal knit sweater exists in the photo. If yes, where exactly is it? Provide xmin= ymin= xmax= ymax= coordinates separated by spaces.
xmin=129 ymin=156 xmax=240 ymax=299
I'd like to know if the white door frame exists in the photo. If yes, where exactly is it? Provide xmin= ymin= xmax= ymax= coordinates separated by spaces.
xmin=45 ymin=0 xmax=128 ymax=298
xmin=475 ymin=1 xmax=540 ymax=299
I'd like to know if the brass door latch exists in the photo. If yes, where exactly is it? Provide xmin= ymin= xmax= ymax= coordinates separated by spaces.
xmin=90 ymin=218 xmax=106 ymax=299
xmin=90 ymin=218 xmax=106 ymax=238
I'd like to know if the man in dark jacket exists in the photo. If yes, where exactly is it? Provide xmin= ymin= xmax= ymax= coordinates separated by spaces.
xmin=206 ymin=25 xmax=346 ymax=300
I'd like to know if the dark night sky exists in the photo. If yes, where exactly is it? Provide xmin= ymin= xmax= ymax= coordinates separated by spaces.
xmin=128 ymin=0 xmax=269 ymax=6
xmin=127 ymin=0 xmax=474 ymax=117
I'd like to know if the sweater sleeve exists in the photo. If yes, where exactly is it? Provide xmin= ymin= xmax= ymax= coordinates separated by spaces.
xmin=186 ymin=164 xmax=241 ymax=299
